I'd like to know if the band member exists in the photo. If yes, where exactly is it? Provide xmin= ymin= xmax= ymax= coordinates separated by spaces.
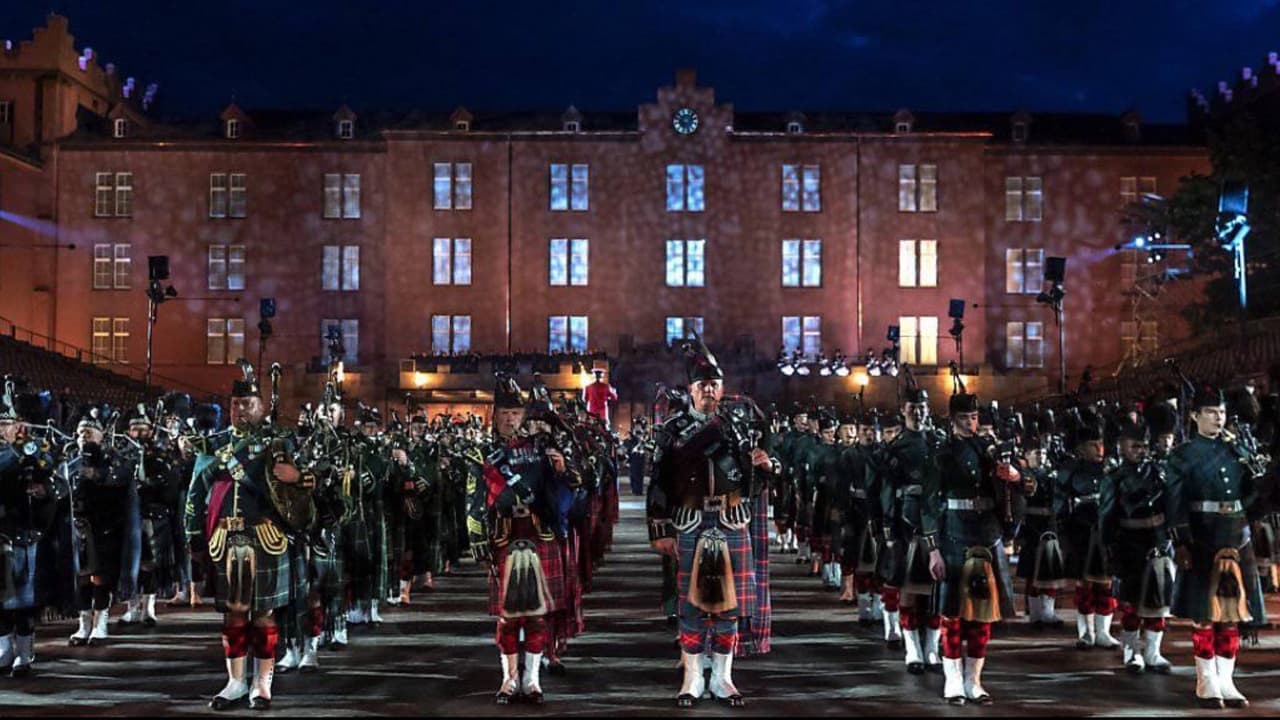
xmin=625 ymin=419 xmax=651 ymax=497
xmin=1015 ymin=419 xmax=1068 ymax=627
xmin=66 ymin=408 xmax=134 ymax=649
xmin=185 ymin=361 xmax=300 ymax=710
xmin=470 ymin=375 xmax=580 ymax=705
xmin=1099 ymin=418 xmax=1174 ymax=674
xmin=0 ymin=379 xmax=57 ymax=677
xmin=648 ymin=339 xmax=777 ymax=708
xmin=119 ymin=405 xmax=181 ymax=628
xmin=1167 ymin=385 xmax=1264 ymax=709
xmin=924 ymin=385 xmax=1022 ymax=705
xmin=840 ymin=411 xmax=885 ymax=625
xmin=1055 ymin=407 xmax=1120 ymax=651
xmin=806 ymin=412 xmax=842 ymax=591
xmin=774 ymin=406 xmax=811 ymax=556
xmin=878 ymin=383 xmax=943 ymax=674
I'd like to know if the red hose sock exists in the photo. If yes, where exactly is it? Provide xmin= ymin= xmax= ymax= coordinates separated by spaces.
xmin=306 ymin=606 xmax=325 ymax=638
xmin=1074 ymin=585 xmax=1094 ymax=615
xmin=221 ymin=621 xmax=249 ymax=659
xmin=1120 ymin=605 xmax=1141 ymax=633
xmin=882 ymin=587 xmax=901 ymax=613
xmin=1191 ymin=625 xmax=1216 ymax=660
xmin=1142 ymin=618 xmax=1167 ymax=633
xmin=1091 ymin=584 xmax=1116 ymax=616
xmin=941 ymin=617 xmax=964 ymax=659
xmin=251 ymin=623 xmax=279 ymax=661
xmin=1214 ymin=624 xmax=1240 ymax=660
xmin=963 ymin=621 xmax=992 ymax=659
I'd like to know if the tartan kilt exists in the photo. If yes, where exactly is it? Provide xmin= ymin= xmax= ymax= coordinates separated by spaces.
xmin=487 ymin=536 xmax=565 ymax=617
xmin=213 ymin=531 xmax=291 ymax=613
xmin=560 ymin=531 xmax=585 ymax=638
xmin=676 ymin=513 xmax=756 ymax=622
xmin=1 ymin=541 xmax=39 ymax=611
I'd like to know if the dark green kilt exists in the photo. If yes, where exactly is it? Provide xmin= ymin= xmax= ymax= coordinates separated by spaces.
xmin=213 ymin=530 xmax=291 ymax=613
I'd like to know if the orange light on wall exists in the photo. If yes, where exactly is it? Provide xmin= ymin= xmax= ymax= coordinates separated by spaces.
xmin=851 ymin=369 xmax=871 ymax=388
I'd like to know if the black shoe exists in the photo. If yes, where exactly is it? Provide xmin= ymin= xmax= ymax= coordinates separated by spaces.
xmin=1076 ymin=640 xmax=1093 ymax=651
xmin=249 ymin=696 xmax=271 ymax=711
xmin=547 ymin=659 xmax=567 ymax=676
xmin=524 ymin=690 xmax=545 ymax=705
xmin=1198 ymin=697 xmax=1225 ymax=710
xmin=68 ymin=637 xmax=87 ymax=647
xmin=926 ymin=662 xmax=944 ymax=675
xmin=210 ymin=695 xmax=245 ymax=711
xmin=946 ymin=695 xmax=966 ymax=706
xmin=144 ymin=617 xmax=157 ymax=628
xmin=973 ymin=694 xmax=993 ymax=706
xmin=887 ymin=638 xmax=903 ymax=650
xmin=715 ymin=693 xmax=746 ymax=708
xmin=666 ymin=614 xmax=678 ymax=628
xmin=10 ymin=665 xmax=32 ymax=679
xmin=907 ymin=662 xmax=925 ymax=675
xmin=1125 ymin=662 xmax=1145 ymax=675
xmin=495 ymin=691 xmax=515 ymax=705
xmin=677 ymin=694 xmax=699 ymax=708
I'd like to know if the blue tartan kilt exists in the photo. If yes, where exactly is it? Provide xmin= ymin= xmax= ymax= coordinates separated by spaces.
xmin=676 ymin=512 xmax=756 ymax=622
xmin=2 ymin=542 xmax=39 ymax=611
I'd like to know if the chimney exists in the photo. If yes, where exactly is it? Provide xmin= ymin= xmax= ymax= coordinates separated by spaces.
xmin=675 ymin=68 xmax=697 ymax=89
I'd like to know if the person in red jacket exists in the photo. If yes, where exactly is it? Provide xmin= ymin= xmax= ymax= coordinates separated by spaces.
xmin=582 ymin=370 xmax=617 ymax=429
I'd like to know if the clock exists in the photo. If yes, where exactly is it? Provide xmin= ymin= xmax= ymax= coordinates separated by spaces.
xmin=672 ymin=108 xmax=700 ymax=135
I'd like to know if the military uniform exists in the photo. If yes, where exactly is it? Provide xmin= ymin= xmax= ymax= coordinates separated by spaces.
xmin=648 ymin=338 xmax=775 ymax=708
xmin=1099 ymin=424 xmax=1174 ymax=674
xmin=185 ymin=362 xmax=298 ymax=710
xmin=1014 ymin=422 xmax=1067 ymax=627
xmin=923 ymin=392 xmax=1020 ymax=705
xmin=470 ymin=376 xmax=580 ymax=705
xmin=1053 ymin=444 xmax=1120 ymax=650
xmin=0 ymin=379 xmax=57 ymax=677
xmin=1165 ymin=387 xmax=1264 ymax=709
xmin=877 ymin=391 xmax=944 ymax=675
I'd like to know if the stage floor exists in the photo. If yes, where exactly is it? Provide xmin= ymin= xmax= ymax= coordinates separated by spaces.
xmin=3 ymin=497 xmax=1279 ymax=716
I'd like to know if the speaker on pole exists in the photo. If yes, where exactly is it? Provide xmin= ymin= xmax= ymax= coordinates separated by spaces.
xmin=948 ymin=299 xmax=966 ymax=319
xmin=148 ymin=255 xmax=170 ymax=281
xmin=1045 ymin=256 xmax=1066 ymax=284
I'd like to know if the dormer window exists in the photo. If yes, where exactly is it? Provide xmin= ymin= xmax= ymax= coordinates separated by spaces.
xmin=895 ymin=121 xmax=912 ymax=134
xmin=1012 ymin=122 xmax=1028 ymax=143
xmin=113 ymin=118 xmax=128 ymax=139
xmin=455 ymin=119 xmax=470 ymax=132
xmin=226 ymin=118 xmax=241 ymax=140
xmin=564 ymin=120 xmax=580 ymax=133
xmin=338 ymin=119 xmax=354 ymax=140
xmin=787 ymin=121 xmax=803 ymax=134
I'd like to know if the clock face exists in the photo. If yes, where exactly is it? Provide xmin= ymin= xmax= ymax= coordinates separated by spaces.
xmin=672 ymin=108 xmax=700 ymax=135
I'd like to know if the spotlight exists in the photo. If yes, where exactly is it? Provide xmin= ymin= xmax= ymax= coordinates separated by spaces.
xmin=1134 ymin=236 xmax=1147 ymax=248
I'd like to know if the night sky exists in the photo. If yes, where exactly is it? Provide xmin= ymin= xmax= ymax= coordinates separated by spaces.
xmin=4 ymin=1 xmax=1278 ymax=122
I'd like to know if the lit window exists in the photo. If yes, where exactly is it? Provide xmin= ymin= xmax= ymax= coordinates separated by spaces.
xmin=323 ymin=173 xmax=360 ymax=219
xmin=321 ymin=245 xmax=359 ymax=291
xmin=434 ymin=162 xmax=472 ymax=210
xmin=781 ymin=239 xmax=821 ymax=287
xmin=92 ymin=317 xmax=111 ymax=362
xmin=206 ymin=318 xmax=245 ymax=365
xmin=665 ymin=317 xmax=705 ymax=345
xmin=919 ymin=164 xmax=937 ymax=212
xmin=227 ymin=245 xmax=245 ymax=290
xmin=548 ymin=316 xmax=588 ymax=353
xmin=898 ymin=164 xmax=917 ymax=212
xmin=209 ymin=246 xmax=228 ymax=290
xmin=93 ymin=317 xmax=131 ymax=364
xmin=225 ymin=119 xmax=240 ymax=139
xmin=898 ymin=164 xmax=936 ymax=212
xmin=1005 ymin=248 xmax=1044 ymax=294
xmin=209 ymin=173 xmax=228 ymax=218
xmin=781 ymin=316 xmax=822 ymax=357
xmin=432 ymin=238 xmax=472 ymax=285
xmin=93 ymin=245 xmax=113 ymax=289
xmin=434 ymin=163 xmax=452 ymax=210
xmin=113 ymin=118 xmax=128 ymax=138
xmin=899 ymin=240 xmax=937 ymax=287
xmin=229 ymin=173 xmax=247 ymax=218
xmin=782 ymin=165 xmax=800 ymax=211
xmin=895 ymin=121 xmax=911 ymax=134
xmin=95 ymin=172 xmax=114 ymax=217
xmin=1006 ymin=176 xmax=1042 ymax=222
xmin=111 ymin=317 xmax=129 ymax=363
xmin=338 ymin=119 xmax=354 ymax=139
xmin=899 ymin=316 xmax=938 ymax=365
xmin=320 ymin=319 xmax=359 ymax=365
xmin=114 ymin=172 xmax=132 ymax=217
xmin=549 ymin=238 xmax=589 ymax=286
xmin=666 ymin=164 xmax=704 ymax=212
xmin=666 ymin=239 xmax=705 ymax=287
xmin=431 ymin=315 xmax=472 ymax=354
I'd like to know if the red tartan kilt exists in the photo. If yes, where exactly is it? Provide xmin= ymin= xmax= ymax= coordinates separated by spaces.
xmin=675 ymin=520 xmax=757 ymax=621
xmin=559 ymin=531 xmax=585 ymax=637
xmin=487 ymin=537 xmax=566 ymax=617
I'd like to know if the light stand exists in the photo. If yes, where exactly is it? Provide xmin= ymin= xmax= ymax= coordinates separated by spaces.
xmin=1036 ymin=282 xmax=1066 ymax=395
xmin=947 ymin=299 xmax=966 ymax=372
xmin=144 ymin=256 xmax=177 ymax=394
xmin=257 ymin=298 xmax=276 ymax=376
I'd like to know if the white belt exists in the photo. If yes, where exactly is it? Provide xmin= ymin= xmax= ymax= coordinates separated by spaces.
xmin=1191 ymin=501 xmax=1243 ymax=515
xmin=946 ymin=498 xmax=994 ymax=512
xmin=851 ymin=488 xmax=868 ymax=499
xmin=1023 ymin=506 xmax=1052 ymax=517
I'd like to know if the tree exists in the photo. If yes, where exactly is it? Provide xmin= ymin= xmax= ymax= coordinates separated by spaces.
xmin=1128 ymin=104 xmax=1280 ymax=331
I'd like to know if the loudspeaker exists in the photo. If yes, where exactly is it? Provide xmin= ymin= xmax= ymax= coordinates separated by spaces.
xmin=259 ymin=298 xmax=277 ymax=319
xmin=1044 ymin=256 xmax=1066 ymax=283
xmin=148 ymin=255 xmax=170 ymax=281
xmin=1219 ymin=180 xmax=1249 ymax=216
xmin=886 ymin=325 xmax=900 ymax=342
xmin=948 ymin=299 xmax=966 ymax=319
